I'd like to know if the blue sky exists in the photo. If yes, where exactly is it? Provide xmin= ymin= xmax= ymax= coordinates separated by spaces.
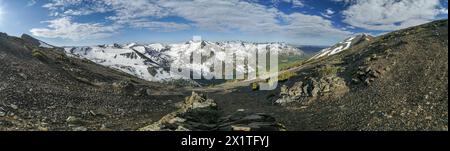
xmin=0 ymin=0 xmax=448 ymax=46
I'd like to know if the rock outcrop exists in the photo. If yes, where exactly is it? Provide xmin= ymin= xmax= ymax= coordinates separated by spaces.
xmin=139 ymin=92 xmax=286 ymax=131
xmin=216 ymin=111 xmax=286 ymax=131
xmin=352 ymin=66 xmax=387 ymax=85
xmin=276 ymin=74 xmax=348 ymax=105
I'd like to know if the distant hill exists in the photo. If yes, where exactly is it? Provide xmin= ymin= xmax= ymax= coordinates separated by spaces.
xmin=0 ymin=33 xmax=185 ymax=131
xmin=297 ymin=45 xmax=329 ymax=56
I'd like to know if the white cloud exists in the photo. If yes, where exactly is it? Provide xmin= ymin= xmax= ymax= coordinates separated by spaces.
xmin=158 ymin=0 xmax=281 ymax=32
xmin=43 ymin=0 xmax=113 ymax=17
xmin=271 ymin=0 xmax=304 ymax=7
xmin=321 ymin=8 xmax=335 ymax=18
xmin=440 ymin=8 xmax=448 ymax=14
xmin=43 ymin=0 xmax=82 ymax=10
xmin=35 ymin=0 xmax=351 ymax=43
xmin=286 ymin=0 xmax=305 ymax=7
xmin=281 ymin=12 xmax=351 ymax=39
xmin=341 ymin=0 xmax=447 ymax=31
xmin=325 ymin=9 xmax=335 ymax=15
xmin=26 ymin=0 xmax=36 ymax=7
xmin=104 ymin=0 xmax=170 ymax=20
xmin=157 ymin=0 xmax=351 ymax=38
xmin=30 ymin=17 xmax=119 ymax=40
xmin=129 ymin=19 xmax=191 ymax=32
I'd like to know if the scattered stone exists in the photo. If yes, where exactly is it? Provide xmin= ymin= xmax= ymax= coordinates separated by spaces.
xmin=0 ymin=82 xmax=8 ymax=91
xmin=280 ymin=85 xmax=289 ymax=95
xmin=112 ymin=81 xmax=135 ymax=94
xmin=145 ymin=89 xmax=152 ymax=96
xmin=66 ymin=116 xmax=82 ymax=124
xmin=231 ymin=125 xmax=251 ymax=131
xmin=352 ymin=78 xmax=360 ymax=83
xmin=275 ymin=97 xmax=295 ymax=105
xmin=100 ymin=124 xmax=108 ymax=130
xmin=38 ymin=126 xmax=49 ymax=131
xmin=184 ymin=92 xmax=217 ymax=110
xmin=353 ymin=65 xmax=386 ymax=85
xmin=175 ymin=125 xmax=191 ymax=131
xmin=18 ymin=73 xmax=28 ymax=80
xmin=0 ymin=120 xmax=13 ymax=127
xmin=88 ymin=110 xmax=96 ymax=116
xmin=73 ymin=126 xmax=88 ymax=131
xmin=0 ymin=52 xmax=5 ymax=59
xmin=100 ymin=123 xmax=114 ymax=130
xmin=47 ymin=105 xmax=56 ymax=109
xmin=10 ymin=104 xmax=18 ymax=110
xmin=169 ymin=117 xmax=186 ymax=124
xmin=66 ymin=102 xmax=74 ymax=108
xmin=140 ymin=92 xmax=285 ymax=131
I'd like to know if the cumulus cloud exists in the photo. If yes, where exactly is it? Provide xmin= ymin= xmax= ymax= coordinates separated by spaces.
xmin=30 ymin=17 xmax=119 ymax=40
xmin=279 ymin=0 xmax=304 ymax=7
xmin=157 ymin=0 xmax=351 ymax=38
xmin=321 ymin=8 xmax=335 ymax=18
xmin=33 ymin=0 xmax=351 ymax=42
xmin=341 ymin=0 xmax=447 ymax=31
xmin=291 ymin=0 xmax=304 ymax=7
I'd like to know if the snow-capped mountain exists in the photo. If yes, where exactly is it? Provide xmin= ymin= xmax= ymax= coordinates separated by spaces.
xmin=64 ymin=40 xmax=304 ymax=82
xmin=310 ymin=34 xmax=373 ymax=60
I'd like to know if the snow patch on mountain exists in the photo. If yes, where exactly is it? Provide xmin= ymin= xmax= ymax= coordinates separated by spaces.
xmin=310 ymin=34 xmax=373 ymax=60
xmin=39 ymin=41 xmax=54 ymax=48
xmin=63 ymin=41 xmax=304 ymax=82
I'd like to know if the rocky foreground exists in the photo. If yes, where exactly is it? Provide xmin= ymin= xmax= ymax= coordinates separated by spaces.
xmin=140 ymin=92 xmax=286 ymax=131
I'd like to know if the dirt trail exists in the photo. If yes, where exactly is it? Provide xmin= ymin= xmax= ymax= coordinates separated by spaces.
xmin=191 ymin=64 xmax=310 ymax=92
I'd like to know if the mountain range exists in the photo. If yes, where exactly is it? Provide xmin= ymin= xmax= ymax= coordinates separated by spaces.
xmin=63 ymin=41 xmax=304 ymax=83
xmin=0 ymin=19 xmax=447 ymax=131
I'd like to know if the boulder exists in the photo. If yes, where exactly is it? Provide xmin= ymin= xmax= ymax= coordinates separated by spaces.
xmin=183 ymin=92 xmax=217 ymax=110
xmin=66 ymin=116 xmax=82 ymax=124
xmin=353 ymin=65 xmax=384 ymax=85
xmin=216 ymin=111 xmax=285 ymax=131
xmin=276 ymin=75 xmax=348 ymax=105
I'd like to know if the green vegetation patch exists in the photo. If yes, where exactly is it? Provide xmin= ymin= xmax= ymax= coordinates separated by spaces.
xmin=317 ymin=65 xmax=343 ymax=77
xmin=31 ymin=49 xmax=48 ymax=60
xmin=278 ymin=71 xmax=297 ymax=82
